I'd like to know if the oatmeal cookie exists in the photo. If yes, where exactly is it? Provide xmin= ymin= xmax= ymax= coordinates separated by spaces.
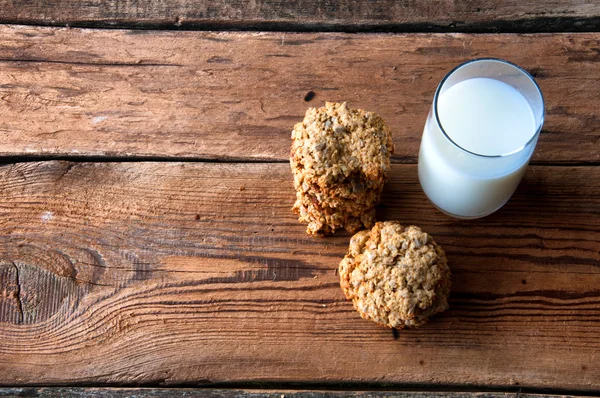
xmin=290 ymin=102 xmax=394 ymax=236
xmin=339 ymin=221 xmax=451 ymax=328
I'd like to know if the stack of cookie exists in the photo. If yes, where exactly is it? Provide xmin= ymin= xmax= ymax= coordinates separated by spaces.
xmin=290 ymin=102 xmax=451 ymax=330
xmin=290 ymin=102 xmax=394 ymax=236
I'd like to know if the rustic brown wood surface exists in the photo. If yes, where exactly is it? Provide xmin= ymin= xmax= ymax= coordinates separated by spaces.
xmin=0 ymin=388 xmax=587 ymax=398
xmin=0 ymin=0 xmax=599 ymax=32
xmin=0 ymin=26 xmax=599 ymax=164
xmin=0 ymin=161 xmax=598 ymax=389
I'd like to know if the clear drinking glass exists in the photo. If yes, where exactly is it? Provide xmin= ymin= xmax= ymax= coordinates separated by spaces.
xmin=418 ymin=58 xmax=545 ymax=219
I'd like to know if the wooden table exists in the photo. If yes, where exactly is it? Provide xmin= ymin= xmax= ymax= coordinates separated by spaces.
xmin=1 ymin=2 xmax=599 ymax=397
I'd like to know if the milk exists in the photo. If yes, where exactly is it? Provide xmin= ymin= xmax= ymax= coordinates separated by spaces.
xmin=418 ymin=77 xmax=539 ymax=218
xmin=437 ymin=78 xmax=536 ymax=156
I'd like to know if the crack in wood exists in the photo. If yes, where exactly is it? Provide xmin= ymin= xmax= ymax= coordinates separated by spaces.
xmin=55 ymin=162 xmax=75 ymax=182
xmin=0 ymin=58 xmax=183 ymax=67
xmin=72 ymin=277 xmax=112 ymax=287
xmin=10 ymin=260 xmax=24 ymax=324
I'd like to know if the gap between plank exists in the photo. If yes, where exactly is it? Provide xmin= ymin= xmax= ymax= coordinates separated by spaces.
xmin=0 ymin=155 xmax=290 ymax=165
xmin=2 ymin=17 xmax=600 ymax=33
xmin=4 ymin=383 xmax=600 ymax=397
xmin=0 ymin=155 xmax=599 ymax=167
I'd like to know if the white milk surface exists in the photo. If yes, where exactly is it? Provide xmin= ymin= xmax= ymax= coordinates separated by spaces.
xmin=418 ymin=77 xmax=537 ymax=218
xmin=438 ymin=77 xmax=536 ymax=156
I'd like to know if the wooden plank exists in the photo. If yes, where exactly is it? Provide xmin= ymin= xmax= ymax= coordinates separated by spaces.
xmin=0 ymin=388 xmax=588 ymax=398
xmin=0 ymin=161 xmax=598 ymax=389
xmin=0 ymin=26 xmax=599 ymax=165
xmin=0 ymin=0 xmax=599 ymax=32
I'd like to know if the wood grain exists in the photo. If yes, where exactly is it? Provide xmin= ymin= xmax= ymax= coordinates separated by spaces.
xmin=0 ymin=161 xmax=599 ymax=389
xmin=0 ymin=0 xmax=599 ymax=32
xmin=0 ymin=388 xmax=587 ymax=398
xmin=0 ymin=26 xmax=599 ymax=164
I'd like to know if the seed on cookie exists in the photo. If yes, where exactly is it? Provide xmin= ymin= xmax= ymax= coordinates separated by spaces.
xmin=339 ymin=221 xmax=451 ymax=328
xmin=290 ymin=102 xmax=394 ymax=236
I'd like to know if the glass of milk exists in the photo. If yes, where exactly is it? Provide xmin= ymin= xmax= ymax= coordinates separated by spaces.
xmin=418 ymin=58 xmax=544 ymax=219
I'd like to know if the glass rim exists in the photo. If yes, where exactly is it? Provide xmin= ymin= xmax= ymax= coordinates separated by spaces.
xmin=433 ymin=57 xmax=545 ymax=158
